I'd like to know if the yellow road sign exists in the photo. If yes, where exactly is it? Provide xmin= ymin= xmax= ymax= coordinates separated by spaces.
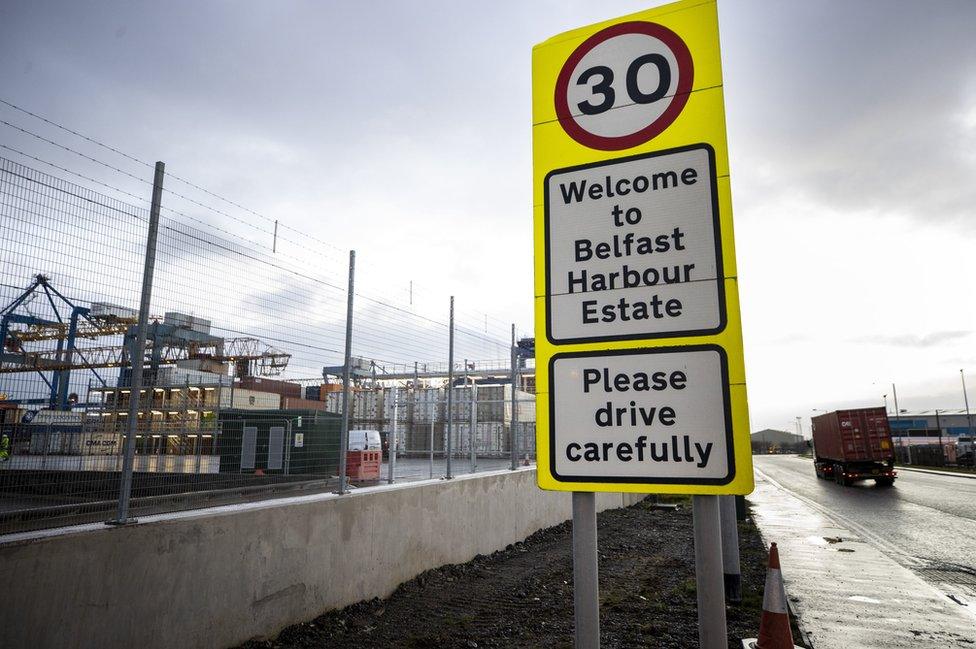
xmin=533 ymin=0 xmax=753 ymax=494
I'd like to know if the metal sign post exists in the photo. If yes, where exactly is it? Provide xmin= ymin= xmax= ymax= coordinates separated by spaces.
xmin=693 ymin=495 xmax=728 ymax=648
xmin=572 ymin=492 xmax=599 ymax=649
xmin=720 ymin=494 xmax=742 ymax=603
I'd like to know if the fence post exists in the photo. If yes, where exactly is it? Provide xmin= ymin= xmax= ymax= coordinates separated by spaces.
xmin=109 ymin=160 xmax=164 ymax=526
xmin=388 ymin=386 xmax=398 ymax=484
xmin=510 ymin=323 xmax=518 ymax=470
xmin=429 ymin=397 xmax=435 ymax=479
xmin=470 ymin=382 xmax=478 ymax=473
xmin=336 ymin=250 xmax=355 ymax=495
xmin=412 ymin=361 xmax=419 ymax=458
xmin=446 ymin=296 xmax=455 ymax=479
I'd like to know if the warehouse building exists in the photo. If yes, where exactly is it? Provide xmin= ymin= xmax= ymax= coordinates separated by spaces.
xmin=888 ymin=409 xmax=975 ymax=443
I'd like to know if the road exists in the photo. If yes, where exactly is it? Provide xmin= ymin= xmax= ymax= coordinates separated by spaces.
xmin=754 ymin=454 xmax=976 ymax=602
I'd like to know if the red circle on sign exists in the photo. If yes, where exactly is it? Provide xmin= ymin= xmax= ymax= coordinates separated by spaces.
xmin=554 ymin=21 xmax=694 ymax=151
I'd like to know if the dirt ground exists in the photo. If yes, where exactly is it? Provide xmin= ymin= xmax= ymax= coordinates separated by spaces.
xmin=241 ymin=498 xmax=798 ymax=649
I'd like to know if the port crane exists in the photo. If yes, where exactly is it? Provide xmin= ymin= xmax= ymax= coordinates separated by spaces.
xmin=0 ymin=275 xmax=291 ymax=409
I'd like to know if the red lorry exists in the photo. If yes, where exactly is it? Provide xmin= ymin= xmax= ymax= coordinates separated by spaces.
xmin=811 ymin=407 xmax=896 ymax=486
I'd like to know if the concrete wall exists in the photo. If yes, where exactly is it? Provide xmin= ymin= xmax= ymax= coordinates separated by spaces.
xmin=0 ymin=468 xmax=642 ymax=649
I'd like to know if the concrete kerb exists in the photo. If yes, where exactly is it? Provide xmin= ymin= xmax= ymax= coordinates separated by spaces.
xmin=895 ymin=465 xmax=976 ymax=480
xmin=0 ymin=467 xmax=638 ymax=649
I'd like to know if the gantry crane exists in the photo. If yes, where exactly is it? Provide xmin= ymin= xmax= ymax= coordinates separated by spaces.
xmin=0 ymin=275 xmax=291 ymax=409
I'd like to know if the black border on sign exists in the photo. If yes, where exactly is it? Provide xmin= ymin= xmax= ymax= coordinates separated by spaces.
xmin=543 ymin=143 xmax=727 ymax=345
xmin=548 ymin=344 xmax=736 ymax=485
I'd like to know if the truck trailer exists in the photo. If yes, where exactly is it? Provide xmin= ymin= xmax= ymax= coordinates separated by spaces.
xmin=811 ymin=407 xmax=896 ymax=486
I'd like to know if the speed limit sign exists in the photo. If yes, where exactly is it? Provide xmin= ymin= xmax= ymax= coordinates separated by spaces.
xmin=533 ymin=0 xmax=753 ymax=497
xmin=554 ymin=22 xmax=694 ymax=151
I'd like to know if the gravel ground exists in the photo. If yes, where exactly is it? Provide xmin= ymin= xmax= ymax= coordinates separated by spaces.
xmin=241 ymin=497 xmax=797 ymax=649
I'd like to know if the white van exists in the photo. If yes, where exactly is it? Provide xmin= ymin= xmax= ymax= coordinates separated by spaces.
xmin=347 ymin=429 xmax=381 ymax=451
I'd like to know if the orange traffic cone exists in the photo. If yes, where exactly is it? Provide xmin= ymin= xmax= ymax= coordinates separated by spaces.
xmin=755 ymin=543 xmax=794 ymax=649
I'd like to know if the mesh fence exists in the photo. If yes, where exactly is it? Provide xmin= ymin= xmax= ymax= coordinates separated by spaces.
xmin=0 ymin=148 xmax=535 ymax=536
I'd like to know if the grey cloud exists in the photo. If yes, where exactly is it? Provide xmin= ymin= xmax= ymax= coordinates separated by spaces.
xmin=723 ymin=0 xmax=976 ymax=223
xmin=852 ymin=330 xmax=971 ymax=348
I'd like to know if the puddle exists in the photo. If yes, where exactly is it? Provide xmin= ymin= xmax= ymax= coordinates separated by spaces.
xmin=848 ymin=595 xmax=882 ymax=604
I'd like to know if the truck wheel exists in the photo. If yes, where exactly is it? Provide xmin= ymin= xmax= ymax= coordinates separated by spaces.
xmin=834 ymin=466 xmax=846 ymax=485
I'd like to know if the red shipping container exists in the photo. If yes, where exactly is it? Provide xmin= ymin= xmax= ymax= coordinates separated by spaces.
xmin=281 ymin=397 xmax=328 ymax=411
xmin=811 ymin=407 xmax=894 ymax=464
xmin=238 ymin=377 xmax=301 ymax=398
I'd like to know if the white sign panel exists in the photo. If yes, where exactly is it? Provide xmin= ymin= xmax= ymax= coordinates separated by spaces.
xmin=545 ymin=144 xmax=724 ymax=343
xmin=549 ymin=346 xmax=733 ymax=484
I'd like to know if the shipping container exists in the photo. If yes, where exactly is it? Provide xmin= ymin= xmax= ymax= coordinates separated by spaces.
xmin=811 ymin=407 xmax=896 ymax=486
xmin=218 ymin=388 xmax=281 ymax=411
xmin=163 ymin=311 xmax=211 ymax=334
xmin=90 ymin=301 xmax=138 ymax=320
xmin=281 ymin=397 xmax=328 ymax=411
xmin=237 ymin=377 xmax=301 ymax=398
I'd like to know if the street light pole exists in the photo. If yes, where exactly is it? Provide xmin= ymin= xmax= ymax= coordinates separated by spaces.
xmin=892 ymin=383 xmax=908 ymax=465
xmin=962 ymin=370 xmax=975 ymax=468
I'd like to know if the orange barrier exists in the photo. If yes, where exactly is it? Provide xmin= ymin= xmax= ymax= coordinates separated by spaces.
xmin=346 ymin=450 xmax=381 ymax=481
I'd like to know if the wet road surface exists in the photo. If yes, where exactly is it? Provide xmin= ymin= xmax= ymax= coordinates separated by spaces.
xmin=755 ymin=455 xmax=976 ymax=593
xmin=752 ymin=455 xmax=976 ymax=647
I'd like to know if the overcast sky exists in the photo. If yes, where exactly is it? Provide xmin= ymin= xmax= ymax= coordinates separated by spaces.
xmin=2 ymin=0 xmax=975 ymax=433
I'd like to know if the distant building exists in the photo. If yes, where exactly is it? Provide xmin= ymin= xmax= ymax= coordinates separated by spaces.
xmin=752 ymin=429 xmax=805 ymax=454
xmin=887 ymin=410 xmax=975 ymax=443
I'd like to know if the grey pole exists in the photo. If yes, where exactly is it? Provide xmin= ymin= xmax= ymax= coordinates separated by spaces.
xmin=336 ymin=250 xmax=355 ymax=495
xmin=719 ymin=495 xmax=741 ymax=603
xmin=470 ymin=382 xmax=478 ymax=473
xmin=893 ymin=383 xmax=908 ymax=464
xmin=388 ymin=386 xmax=398 ymax=484
xmin=572 ymin=492 xmax=599 ymax=649
xmin=693 ymin=495 xmax=728 ymax=649
xmin=463 ymin=357 xmax=468 ymax=470
xmin=413 ymin=361 xmax=419 ymax=457
xmin=284 ymin=420 xmax=292 ymax=475
xmin=446 ymin=296 xmax=454 ymax=479
xmin=961 ymin=370 xmax=974 ymax=468
xmin=110 ymin=160 xmax=164 ymax=526
xmin=510 ymin=324 xmax=518 ymax=470
xmin=429 ymin=398 xmax=435 ymax=479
